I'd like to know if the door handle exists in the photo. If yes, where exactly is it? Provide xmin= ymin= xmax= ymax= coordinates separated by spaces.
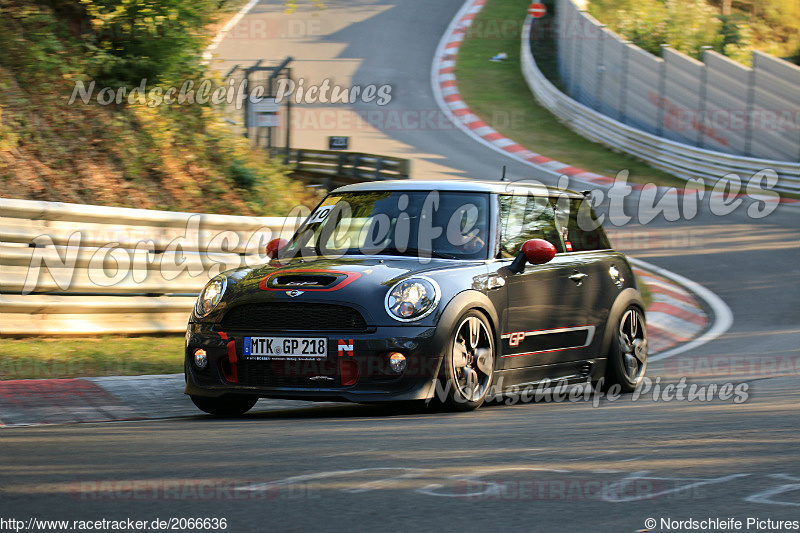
xmin=569 ymin=272 xmax=588 ymax=285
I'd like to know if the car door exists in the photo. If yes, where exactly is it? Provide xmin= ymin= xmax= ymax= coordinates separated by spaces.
xmin=554 ymin=195 xmax=619 ymax=357
xmin=497 ymin=193 xmax=595 ymax=381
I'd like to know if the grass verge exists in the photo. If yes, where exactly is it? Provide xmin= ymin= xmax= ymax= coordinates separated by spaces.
xmin=0 ymin=336 xmax=185 ymax=380
xmin=455 ymin=0 xmax=688 ymax=188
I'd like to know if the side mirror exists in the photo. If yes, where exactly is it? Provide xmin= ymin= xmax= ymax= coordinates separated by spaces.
xmin=509 ymin=239 xmax=556 ymax=273
xmin=266 ymin=238 xmax=288 ymax=259
xmin=522 ymin=239 xmax=556 ymax=265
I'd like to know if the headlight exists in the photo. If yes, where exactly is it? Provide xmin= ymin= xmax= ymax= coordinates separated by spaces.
xmin=195 ymin=275 xmax=227 ymax=317
xmin=385 ymin=276 xmax=441 ymax=322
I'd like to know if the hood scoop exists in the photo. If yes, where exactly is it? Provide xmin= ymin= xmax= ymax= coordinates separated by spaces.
xmin=259 ymin=269 xmax=361 ymax=292
xmin=271 ymin=274 xmax=337 ymax=289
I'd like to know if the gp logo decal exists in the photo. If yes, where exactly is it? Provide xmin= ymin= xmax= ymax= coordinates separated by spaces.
xmin=258 ymin=270 xmax=362 ymax=292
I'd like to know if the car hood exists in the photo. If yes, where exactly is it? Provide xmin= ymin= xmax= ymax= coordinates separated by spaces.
xmin=203 ymin=255 xmax=489 ymax=326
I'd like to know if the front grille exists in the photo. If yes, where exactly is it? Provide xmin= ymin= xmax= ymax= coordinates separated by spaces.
xmin=237 ymin=360 xmax=340 ymax=388
xmin=221 ymin=303 xmax=369 ymax=332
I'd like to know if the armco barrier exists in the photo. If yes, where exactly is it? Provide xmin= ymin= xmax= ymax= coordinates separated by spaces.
xmin=288 ymin=149 xmax=410 ymax=190
xmin=523 ymin=13 xmax=800 ymax=195
xmin=0 ymin=148 xmax=409 ymax=335
xmin=0 ymin=198 xmax=300 ymax=335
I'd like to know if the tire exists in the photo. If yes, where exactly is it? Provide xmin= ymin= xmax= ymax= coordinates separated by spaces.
xmin=603 ymin=306 xmax=647 ymax=393
xmin=441 ymin=310 xmax=495 ymax=411
xmin=190 ymin=393 xmax=258 ymax=416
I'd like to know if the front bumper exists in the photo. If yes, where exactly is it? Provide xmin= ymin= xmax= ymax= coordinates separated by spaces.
xmin=184 ymin=322 xmax=446 ymax=402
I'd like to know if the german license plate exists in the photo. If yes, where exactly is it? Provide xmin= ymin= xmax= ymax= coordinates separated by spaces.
xmin=244 ymin=337 xmax=327 ymax=359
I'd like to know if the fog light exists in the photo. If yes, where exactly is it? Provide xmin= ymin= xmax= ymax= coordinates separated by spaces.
xmin=193 ymin=348 xmax=208 ymax=370
xmin=388 ymin=352 xmax=406 ymax=373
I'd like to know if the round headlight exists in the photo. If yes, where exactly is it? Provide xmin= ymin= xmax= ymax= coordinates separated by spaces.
xmin=196 ymin=275 xmax=227 ymax=317
xmin=385 ymin=277 xmax=441 ymax=322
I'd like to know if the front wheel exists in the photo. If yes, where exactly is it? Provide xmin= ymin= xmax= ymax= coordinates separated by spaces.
xmin=441 ymin=310 xmax=495 ymax=411
xmin=190 ymin=393 xmax=258 ymax=416
xmin=604 ymin=306 xmax=647 ymax=393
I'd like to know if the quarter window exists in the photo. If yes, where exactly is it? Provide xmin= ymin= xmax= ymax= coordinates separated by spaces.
xmin=498 ymin=194 xmax=564 ymax=258
xmin=556 ymin=197 xmax=612 ymax=252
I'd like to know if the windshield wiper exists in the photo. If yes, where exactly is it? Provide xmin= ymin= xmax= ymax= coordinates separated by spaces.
xmin=376 ymin=248 xmax=459 ymax=260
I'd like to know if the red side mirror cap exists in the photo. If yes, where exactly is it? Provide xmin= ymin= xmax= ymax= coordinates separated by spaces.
xmin=266 ymin=238 xmax=288 ymax=259
xmin=521 ymin=239 xmax=556 ymax=265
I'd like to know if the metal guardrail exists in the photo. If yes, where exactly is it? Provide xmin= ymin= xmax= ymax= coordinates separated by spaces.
xmin=521 ymin=16 xmax=800 ymax=195
xmin=0 ymin=149 xmax=409 ymax=335
xmin=0 ymin=198 xmax=299 ymax=335
xmin=288 ymin=149 xmax=410 ymax=190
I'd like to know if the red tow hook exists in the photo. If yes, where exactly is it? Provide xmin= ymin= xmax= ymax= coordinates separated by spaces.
xmin=217 ymin=332 xmax=238 ymax=383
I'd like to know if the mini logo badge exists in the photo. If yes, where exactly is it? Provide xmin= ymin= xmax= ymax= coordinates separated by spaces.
xmin=286 ymin=290 xmax=304 ymax=297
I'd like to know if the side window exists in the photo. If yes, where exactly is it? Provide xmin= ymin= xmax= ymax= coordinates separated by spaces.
xmin=499 ymin=194 xmax=564 ymax=258
xmin=556 ymin=197 xmax=612 ymax=252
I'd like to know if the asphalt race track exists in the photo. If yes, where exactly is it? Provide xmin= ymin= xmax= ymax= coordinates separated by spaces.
xmin=1 ymin=1 xmax=799 ymax=531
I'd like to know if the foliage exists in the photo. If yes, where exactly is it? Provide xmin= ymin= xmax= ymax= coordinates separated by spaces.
xmin=228 ymin=159 xmax=258 ymax=189
xmin=740 ymin=0 xmax=800 ymax=62
xmin=589 ymin=0 xmax=724 ymax=60
xmin=586 ymin=0 xmax=793 ymax=65
xmin=76 ymin=0 xmax=219 ymax=87
xmin=0 ymin=0 xmax=320 ymax=215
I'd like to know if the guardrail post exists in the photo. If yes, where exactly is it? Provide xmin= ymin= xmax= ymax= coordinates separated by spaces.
xmin=618 ymin=41 xmax=630 ymax=124
xmin=656 ymin=45 xmax=669 ymax=138
xmin=570 ymin=8 xmax=583 ymax=98
xmin=351 ymin=154 xmax=360 ymax=179
xmin=595 ymin=25 xmax=606 ymax=112
xmin=374 ymin=158 xmax=383 ymax=180
xmin=744 ymin=60 xmax=756 ymax=157
xmin=697 ymin=46 xmax=712 ymax=148
xmin=399 ymin=159 xmax=410 ymax=179
xmin=337 ymin=153 xmax=346 ymax=176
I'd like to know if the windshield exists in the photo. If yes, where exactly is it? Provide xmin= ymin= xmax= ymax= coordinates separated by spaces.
xmin=282 ymin=190 xmax=491 ymax=261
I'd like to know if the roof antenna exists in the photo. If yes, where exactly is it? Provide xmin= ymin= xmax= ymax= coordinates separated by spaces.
xmin=500 ymin=165 xmax=507 ymax=181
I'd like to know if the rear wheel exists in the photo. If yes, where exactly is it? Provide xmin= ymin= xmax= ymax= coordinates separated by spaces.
xmin=604 ymin=306 xmax=647 ymax=393
xmin=190 ymin=393 xmax=258 ymax=416
xmin=441 ymin=311 xmax=495 ymax=411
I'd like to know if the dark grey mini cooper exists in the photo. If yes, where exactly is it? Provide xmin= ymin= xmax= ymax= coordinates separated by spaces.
xmin=185 ymin=180 xmax=647 ymax=414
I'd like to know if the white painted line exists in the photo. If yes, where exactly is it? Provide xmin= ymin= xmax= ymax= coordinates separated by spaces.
xmin=492 ymin=138 xmax=516 ymax=148
xmin=539 ymin=160 xmax=571 ymax=172
xmin=640 ymin=277 xmax=693 ymax=297
xmin=202 ymin=0 xmax=262 ymax=62
xmin=651 ymin=293 xmax=708 ymax=315
xmin=629 ymin=257 xmax=734 ymax=362
xmin=430 ymin=6 xmax=602 ymax=188
xmin=471 ymin=125 xmax=496 ymax=137
xmin=449 ymin=32 xmax=466 ymax=43
xmin=646 ymin=311 xmax=705 ymax=337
